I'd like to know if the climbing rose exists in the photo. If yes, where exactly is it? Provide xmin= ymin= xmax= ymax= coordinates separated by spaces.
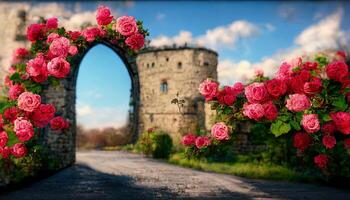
xmin=195 ymin=136 xmax=211 ymax=149
xmin=17 ymin=92 xmax=41 ymax=112
xmin=199 ymin=79 xmax=218 ymax=101
xmin=0 ymin=131 xmax=8 ymax=147
xmin=276 ymin=62 xmax=292 ymax=80
xmin=115 ymin=16 xmax=138 ymax=36
xmin=26 ymin=23 xmax=46 ymax=42
xmin=69 ymin=46 xmax=78 ymax=56
xmin=0 ymin=146 xmax=11 ymax=159
xmin=289 ymin=71 xmax=310 ymax=94
xmin=125 ymin=33 xmax=145 ymax=50
xmin=286 ymin=94 xmax=311 ymax=112
xmin=8 ymin=84 xmax=24 ymax=100
xmin=344 ymin=138 xmax=350 ymax=149
xmin=82 ymin=27 xmax=102 ymax=42
xmin=4 ymin=107 xmax=19 ymax=123
xmin=46 ymin=17 xmax=58 ymax=30
xmin=326 ymin=61 xmax=349 ymax=82
xmin=12 ymin=47 xmax=29 ymax=63
xmin=304 ymin=78 xmax=322 ymax=95
xmin=46 ymin=33 xmax=60 ymax=43
xmin=96 ymin=5 xmax=113 ymax=25
xmin=11 ymin=143 xmax=27 ymax=158
xmin=293 ymin=132 xmax=312 ymax=151
xmin=47 ymin=57 xmax=71 ymax=78
xmin=211 ymin=122 xmax=230 ymax=141
xmin=49 ymin=37 xmax=70 ymax=58
xmin=330 ymin=112 xmax=350 ymax=135
xmin=68 ymin=31 xmax=81 ymax=41
xmin=262 ymin=101 xmax=278 ymax=120
xmin=181 ymin=134 xmax=196 ymax=146
xmin=232 ymin=82 xmax=244 ymax=95
xmin=322 ymin=135 xmax=336 ymax=149
xmin=26 ymin=54 xmax=48 ymax=83
xmin=31 ymin=104 xmax=56 ymax=128
xmin=321 ymin=123 xmax=336 ymax=135
xmin=314 ymin=154 xmax=328 ymax=169
xmin=217 ymin=86 xmax=237 ymax=106
xmin=244 ymin=82 xmax=269 ymax=103
xmin=50 ymin=116 xmax=69 ymax=131
xmin=243 ymin=103 xmax=265 ymax=121
xmin=0 ymin=114 xmax=3 ymax=129
xmin=265 ymin=79 xmax=287 ymax=99
xmin=301 ymin=114 xmax=320 ymax=134
xmin=14 ymin=118 xmax=34 ymax=142
xmin=302 ymin=61 xmax=318 ymax=70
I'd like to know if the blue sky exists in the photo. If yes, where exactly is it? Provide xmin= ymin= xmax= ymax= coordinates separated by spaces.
xmin=73 ymin=1 xmax=350 ymax=129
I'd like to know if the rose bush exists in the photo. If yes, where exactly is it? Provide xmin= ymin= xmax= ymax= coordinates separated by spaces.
xmin=182 ymin=51 xmax=350 ymax=178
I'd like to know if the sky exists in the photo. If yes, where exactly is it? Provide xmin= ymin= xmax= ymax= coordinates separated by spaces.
xmin=6 ymin=1 xmax=350 ymax=129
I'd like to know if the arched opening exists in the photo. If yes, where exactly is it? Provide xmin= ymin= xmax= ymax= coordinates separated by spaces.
xmin=76 ymin=44 xmax=132 ymax=149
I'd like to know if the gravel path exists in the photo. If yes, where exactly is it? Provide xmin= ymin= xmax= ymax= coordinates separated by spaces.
xmin=1 ymin=150 xmax=350 ymax=200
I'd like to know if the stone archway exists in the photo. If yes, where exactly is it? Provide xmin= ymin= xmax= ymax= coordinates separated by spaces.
xmin=40 ymin=40 xmax=140 ymax=169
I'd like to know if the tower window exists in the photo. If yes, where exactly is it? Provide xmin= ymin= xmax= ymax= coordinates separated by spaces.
xmin=160 ymin=81 xmax=168 ymax=93
xmin=151 ymin=62 xmax=155 ymax=68
xmin=149 ymin=114 xmax=154 ymax=122
xmin=166 ymin=57 xmax=169 ymax=62
xmin=147 ymin=63 xmax=149 ymax=68
xmin=177 ymin=62 xmax=182 ymax=69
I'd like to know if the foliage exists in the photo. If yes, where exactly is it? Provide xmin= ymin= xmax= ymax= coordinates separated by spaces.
xmin=136 ymin=129 xmax=173 ymax=159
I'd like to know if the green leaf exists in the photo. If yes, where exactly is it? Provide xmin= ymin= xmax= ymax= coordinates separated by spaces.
xmin=321 ymin=114 xmax=332 ymax=122
xmin=290 ymin=120 xmax=301 ymax=131
xmin=270 ymin=120 xmax=291 ymax=137
xmin=7 ymin=131 xmax=20 ymax=146
xmin=332 ymin=95 xmax=347 ymax=111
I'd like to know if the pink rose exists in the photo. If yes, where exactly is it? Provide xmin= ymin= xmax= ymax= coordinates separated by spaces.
xmin=286 ymin=94 xmax=311 ymax=112
xmin=266 ymin=79 xmax=287 ymax=99
xmin=26 ymin=23 xmax=46 ymax=42
xmin=8 ymin=84 xmax=24 ymax=100
xmin=262 ymin=101 xmax=278 ymax=120
xmin=47 ymin=57 xmax=71 ymax=78
xmin=49 ymin=37 xmax=70 ymax=58
xmin=125 ymin=33 xmax=145 ymax=50
xmin=195 ymin=136 xmax=211 ymax=149
xmin=96 ymin=5 xmax=113 ymax=25
xmin=115 ymin=16 xmax=138 ymax=36
xmin=14 ymin=118 xmax=34 ymax=142
xmin=244 ymin=82 xmax=269 ymax=103
xmin=314 ymin=154 xmax=328 ymax=169
xmin=0 ymin=146 xmax=11 ymax=159
xmin=322 ymin=135 xmax=336 ymax=149
xmin=82 ymin=27 xmax=102 ymax=42
xmin=199 ymin=79 xmax=219 ymax=101
xmin=4 ymin=107 xmax=19 ymax=123
xmin=11 ymin=143 xmax=27 ymax=158
xmin=0 ymin=131 xmax=8 ymax=147
xmin=31 ymin=104 xmax=56 ymax=128
xmin=304 ymin=78 xmax=322 ymax=95
xmin=232 ymin=82 xmax=244 ymax=95
xmin=275 ymin=62 xmax=292 ymax=80
xmin=50 ymin=116 xmax=69 ymax=131
xmin=46 ymin=33 xmax=60 ymax=43
xmin=330 ymin=112 xmax=350 ymax=135
xmin=211 ymin=122 xmax=230 ymax=141
xmin=217 ymin=86 xmax=237 ymax=106
xmin=301 ymin=114 xmax=320 ymax=133
xmin=4 ymin=75 xmax=12 ymax=87
xmin=243 ymin=103 xmax=265 ymax=121
xmin=181 ymin=134 xmax=197 ymax=146
xmin=46 ymin=17 xmax=58 ymax=30
xmin=17 ymin=92 xmax=41 ymax=112
xmin=69 ymin=46 xmax=78 ymax=56
xmin=326 ymin=61 xmax=349 ymax=82
xmin=26 ymin=54 xmax=48 ymax=83
xmin=12 ymin=47 xmax=29 ymax=63
xmin=321 ymin=123 xmax=336 ymax=135
xmin=68 ymin=31 xmax=81 ymax=41
xmin=293 ymin=132 xmax=312 ymax=151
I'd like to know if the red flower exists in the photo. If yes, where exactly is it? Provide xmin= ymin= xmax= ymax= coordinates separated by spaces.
xmin=0 ymin=146 xmax=11 ymax=159
xmin=217 ymin=86 xmax=237 ymax=106
xmin=330 ymin=112 xmax=350 ymax=135
xmin=96 ymin=5 xmax=113 ymax=25
xmin=293 ymin=132 xmax=312 ymax=151
xmin=262 ymin=101 xmax=278 ymax=120
xmin=181 ymin=134 xmax=197 ymax=146
xmin=195 ymin=136 xmax=211 ymax=149
xmin=321 ymin=123 xmax=336 ymax=135
xmin=50 ymin=116 xmax=69 ymax=131
xmin=11 ymin=143 xmax=27 ymax=158
xmin=46 ymin=17 xmax=58 ymax=30
xmin=314 ymin=154 xmax=328 ymax=169
xmin=125 ymin=33 xmax=145 ymax=51
xmin=302 ymin=61 xmax=318 ymax=71
xmin=26 ymin=23 xmax=46 ymax=42
xmin=31 ymin=104 xmax=56 ymax=128
xmin=244 ymin=82 xmax=269 ymax=103
xmin=68 ymin=31 xmax=81 ymax=41
xmin=4 ymin=107 xmax=20 ymax=123
xmin=344 ymin=138 xmax=350 ymax=149
xmin=326 ymin=61 xmax=349 ymax=82
xmin=304 ymin=78 xmax=322 ymax=95
xmin=266 ymin=79 xmax=287 ymax=99
xmin=0 ymin=131 xmax=8 ymax=147
xmin=322 ymin=135 xmax=336 ymax=149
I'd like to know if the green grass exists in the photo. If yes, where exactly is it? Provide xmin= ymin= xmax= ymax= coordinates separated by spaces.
xmin=168 ymin=153 xmax=315 ymax=182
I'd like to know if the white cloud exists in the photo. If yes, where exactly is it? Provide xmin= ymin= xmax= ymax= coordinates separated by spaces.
xmin=150 ymin=20 xmax=260 ymax=50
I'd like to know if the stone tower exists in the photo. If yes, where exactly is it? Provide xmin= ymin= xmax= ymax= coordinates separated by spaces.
xmin=136 ymin=46 xmax=218 ymax=140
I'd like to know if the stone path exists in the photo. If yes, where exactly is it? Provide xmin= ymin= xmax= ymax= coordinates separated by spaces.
xmin=1 ymin=150 xmax=350 ymax=200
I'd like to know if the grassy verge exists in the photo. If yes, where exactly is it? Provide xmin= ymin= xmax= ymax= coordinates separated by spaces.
xmin=168 ymin=152 xmax=316 ymax=182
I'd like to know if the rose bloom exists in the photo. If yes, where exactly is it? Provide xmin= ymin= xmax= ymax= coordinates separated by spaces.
xmin=262 ymin=101 xmax=278 ymax=120
xmin=125 ymin=33 xmax=145 ymax=50
xmin=17 ymin=92 xmax=41 ymax=112
xmin=302 ymin=61 xmax=318 ymax=71
xmin=232 ymin=82 xmax=244 ymax=95
xmin=217 ymin=86 xmax=237 ymax=106
xmin=96 ymin=5 xmax=113 ymax=25
xmin=199 ymin=79 xmax=219 ymax=101
xmin=11 ymin=143 xmax=27 ymax=158
xmin=322 ymin=135 xmax=336 ymax=149
xmin=69 ymin=46 xmax=78 ymax=56
xmin=286 ymin=94 xmax=311 ymax=112
xmin=326 ymin=61 xmax=349 ymax=82
xmin=275 ymin=62 xmax=292 ymax=80
xmin=314 ymin=154 xmax=328 ymax=169
xmin=26 ymin=54 xmax=48 ymax=83
xmin=304 ymin=78 xmax=322 ymax=95
xmin=26 ymin=23 xmax=46 ymax=42
xmin=47 ymin=57 xmax=71 ymax=78
xmin=14 ymin=118 xmax=34 ymax=142
xmin=181 ymin=134 xmax=197 ymax=146
xmin=46 ymin=33 xmax=60 ymax=43
xmin=12 ymin=47 xmax=29 ymax=63
xmin=293 ymin=132 xmax=312 ymax=151
xmin=68 ymin=31 xmax=81 ymax=41
xmin=344 ymin=138 xmax=350 ymax=149
xmin=82 ymin=27 xmax=102 ymax=42
xmin=8 ymin=84 xmax=24 ymax=100
xmin=289 ymin=71 xmax=311 ymax=94
xmin=195 ymin=136 xmax=211 ymax=149
xmin=211 ymin=122 xmax=230 ymax=141
xmin=0 ymin=131 xmax=8 ymax=147
xmin=336 ymin=51 xmax=347 ymax=61
xmin=4 ymin=75 xmax=13 ymax=87
xmin=266 ymin=79 xmax=287 ymax=99
xmin=115 ymin=16 xmax=138 ymax=36
xmin=0 ymin=146 xmax=11 ymax=159
xmin=50 ymin=116 xmax=69 ymax=131
xmin=321 ymin=123 xmax=336 ymax=135
xmin=330 ymin=112 xmax=350 ymax=135
xmin=4 ymin=107 xmax=20 ymax=123
xmin=245 ymin=82 xmax=269 ymax=103
xmin=0 ymin=114 xmax=3 ymax=128
xmin=243 ymin=103 xmax=265 ymax=121
xmin=301 ymin=114 xmax=320 ymax=134
xmin=46 ymin=17 xmax=58 ymax=30
xmin=31 ymin=104 xmax=56 ymax=128
xmin=49 ymin=37 xmax=70 ymax=58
